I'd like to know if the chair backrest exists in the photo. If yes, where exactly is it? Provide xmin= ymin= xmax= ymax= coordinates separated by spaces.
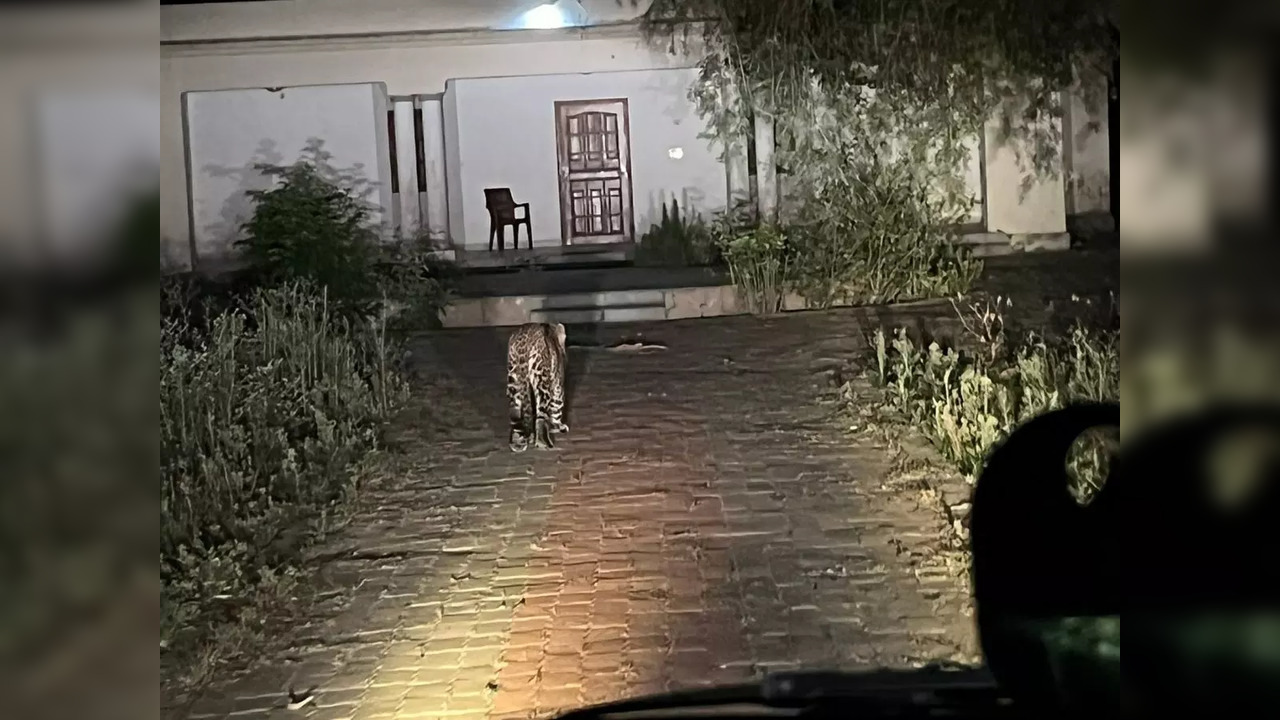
xmin=484 ymin=187 xmax=517 ymax=220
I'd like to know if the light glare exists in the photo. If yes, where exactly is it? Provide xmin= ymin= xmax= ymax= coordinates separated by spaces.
xmin=520 ymin=4 xmax=566 ymax=30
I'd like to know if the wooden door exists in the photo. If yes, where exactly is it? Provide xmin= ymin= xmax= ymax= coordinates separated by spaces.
xmin=554 ymin=98 xmax=635 ymax=245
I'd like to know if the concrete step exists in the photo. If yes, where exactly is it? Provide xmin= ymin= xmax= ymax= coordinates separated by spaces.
xmin=455 ymin=265 xmax=729 ymax=299
xmin=531 ymin=303 xmax=668 ymax=325
xmin=959 ymin=231 xmax=1071 ymax=257
xmin=539 ymin=288 xmax=667 ymax=310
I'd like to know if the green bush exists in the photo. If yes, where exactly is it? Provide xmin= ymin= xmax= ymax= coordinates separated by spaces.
xmin=634 ymin=198 xmax=720 ymax=267
xmin=237 ymin=145 xmax=379 ymax=314
xmin=374 ymin=231 xmax=460 ymax=331
xmin=160 ymin=283 xmax=408 ymax=670
xmin=866 ymin=296 xmax=1119 ymax=503
xmin=234 ymin=140 xmax=455 ymax=327
xmin=785 ymin=166 xmax=983 ymax=308
xmin=644 ymin=0 xmax=1117 ymax=314
xmin=644 ymin=0 xmax=1114 ymax=285
xmin=710 ymin=173 xmax=981 ymax=315
xmin=712 ymin=220 xmax=790 ymax=314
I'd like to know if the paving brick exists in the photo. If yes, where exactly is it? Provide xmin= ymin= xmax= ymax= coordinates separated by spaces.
xmin=166 ymin=263 xmax=1127 ymax=718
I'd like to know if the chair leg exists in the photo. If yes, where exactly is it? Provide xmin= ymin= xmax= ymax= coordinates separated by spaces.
xmin=489 ymin=223 xmax=496 ymax=252
xmin=498 ymin=225 xmax=506 ymax=252
xmin=523 ymin=220 xmax=532 ymax=249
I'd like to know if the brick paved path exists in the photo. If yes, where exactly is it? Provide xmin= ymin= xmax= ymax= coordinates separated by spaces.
xmin=175 ymin=245 xmax=1118 ymax=720
xmin=179 ymin=302 xmax=997 ymax=720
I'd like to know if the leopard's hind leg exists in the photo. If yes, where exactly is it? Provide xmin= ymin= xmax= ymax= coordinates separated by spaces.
xmin=547 ymin=365 xmax=568 ymax=434
xmin=534 ymin=416 xmax=555 ymax=450
xmin=532 ymin=374 xmax=556 ymax=450
xmin=508 ymin=372 xmax=532 ymax=453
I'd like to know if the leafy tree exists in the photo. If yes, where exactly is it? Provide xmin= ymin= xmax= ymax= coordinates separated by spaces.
xmin=625 ymin=1 xmax=1115 ymax=307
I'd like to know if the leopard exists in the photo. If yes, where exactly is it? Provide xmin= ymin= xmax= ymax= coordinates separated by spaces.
xmin=506 ymin=321 xmax=568 ymax=452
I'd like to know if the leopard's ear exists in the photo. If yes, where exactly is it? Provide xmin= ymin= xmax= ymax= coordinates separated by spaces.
xmin=553 ymin=323 xmax=566 ymax=347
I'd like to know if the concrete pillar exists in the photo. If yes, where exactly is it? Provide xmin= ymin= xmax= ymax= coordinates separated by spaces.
xmin=959 ymin=134 xmax=985 ymax=226
xmin=418 ymin=95 xmax=450 ymax=244
xmin=753 ymin=107 xmax=778 ymax=221
xmin=722 ymin=80 xmax=751 ymax=211
xmin=1061 ymin=70 xmax=1115 ymax=235
xmin=391 ymin=98 xmax=421 ymax=235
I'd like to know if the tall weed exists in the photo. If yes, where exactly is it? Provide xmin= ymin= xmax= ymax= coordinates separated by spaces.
xmin=160 ymin=283 xmax=407 ymax=672
xmin=714 ymin=221 xmax=790 ymax=314
xmin=868 ymin=297 xmax=1119 ymax=502
xmin=786 ymin=166 xmax=983 ymax=308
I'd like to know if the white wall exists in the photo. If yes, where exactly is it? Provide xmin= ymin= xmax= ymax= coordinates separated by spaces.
xmin=161 ymin=30 xmax=694 ymax=263
xmin=1062 ymin=73 xmax=1111 ymax=219
xmin=442 ymin=88 xmax=464 ymax=246
xmin=183 ymin=83 xmax=392 ymax=267
xmin=983 ymin=112 xmax=1068 ymax=236
xmin=418 ymin=97 xmax=450 ymax=241
xmin=958 ymin=136 xmax=985 ymax=225
xmin=444 ymin=67 xmax=726 ymax=249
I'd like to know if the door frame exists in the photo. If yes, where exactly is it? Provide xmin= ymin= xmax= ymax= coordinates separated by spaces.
xmin=1108 ymin=56 xmax=1119 ymax=229
xmin=552 ymin=97 xmax=637 ymax=246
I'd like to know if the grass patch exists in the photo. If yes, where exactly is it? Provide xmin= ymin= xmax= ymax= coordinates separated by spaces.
xmin=863 ymin=293 xmax=1120 ymax=503
xmin=159 ymin=142 xmax=456 ymax=700
xmin=160 ymin=288 xmax=409 ymax=693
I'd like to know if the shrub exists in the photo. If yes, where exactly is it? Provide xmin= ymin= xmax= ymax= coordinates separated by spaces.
xmin=236 ymin=144 xmax=380 ymax=316
xmin=234 ymin=140 xmax=455 ymax=327
xmin=712 ymin=220 xmax=790 ymax=314
xmin=711 ymin=178 xmax=981 ymax=314
xmin=640 ymin=1 xmax=1115 ymax=313
xmin=160 ymin=283 xmax=408 ymax=671
xmin=374 ymin=231 xmax=461 ymax=330
xmin=866 ymin=296 xmax=1119 ymax=503
xmin=634 ymin=198 xmax=720 ymax=267
xmin=784 ymin=166 xmax=984 ymax=308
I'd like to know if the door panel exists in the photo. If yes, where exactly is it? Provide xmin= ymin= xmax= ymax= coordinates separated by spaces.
xmin=555 ymin=99 xmax=635 ymax=245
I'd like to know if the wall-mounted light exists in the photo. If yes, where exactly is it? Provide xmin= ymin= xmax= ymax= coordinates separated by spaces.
xmin=519 ymin=4 xmax=567 ymax=29
xmin=667 ymin=147 xmax=684 ymax=160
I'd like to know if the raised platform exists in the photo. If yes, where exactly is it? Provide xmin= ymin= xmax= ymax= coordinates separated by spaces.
xmin=958 ymin=230 xmax=1071 ymax=257
xmin=444 ymin=265 xmax=732 ymax=327
xmin=448 ymin=230 xmax=1069 ymax=272
xmin=456 ymin=242 xmax=633 ymax=271
xmin=456 ymin=265 xmax=728 ymax=298
xmin=439 ymin=234 xmax=1088 ymax=328
xmin=442 ymin=283 xmax=745 ymax=327
xmin=419 ymin=225 xmax=1099 ymax=328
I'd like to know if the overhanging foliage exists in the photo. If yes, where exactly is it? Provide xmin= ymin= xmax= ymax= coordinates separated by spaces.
xmin=621 ymin=1 xmax=1116 ymax=310
xmin=634 ymin=0 xmax=1116 ymax=180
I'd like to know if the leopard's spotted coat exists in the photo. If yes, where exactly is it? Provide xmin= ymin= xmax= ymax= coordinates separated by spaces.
xmin=506 ymin=322 xmax=568 ymax=452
